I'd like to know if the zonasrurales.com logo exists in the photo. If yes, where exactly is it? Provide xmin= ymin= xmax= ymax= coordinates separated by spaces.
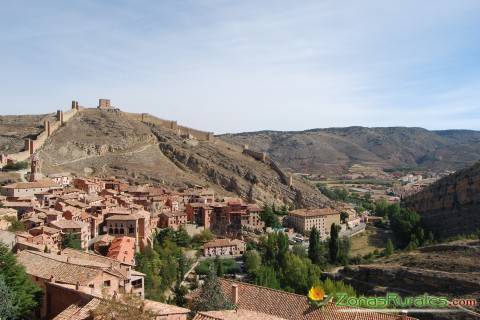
xmin=307 ymin=286 xmax=478 ymax=315
xmin=335 ymin=293 xmax=453 ymax=308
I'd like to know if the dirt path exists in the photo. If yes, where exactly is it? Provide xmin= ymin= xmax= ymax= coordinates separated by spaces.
xmin=45 ymin=143 xmax=157 ymax=167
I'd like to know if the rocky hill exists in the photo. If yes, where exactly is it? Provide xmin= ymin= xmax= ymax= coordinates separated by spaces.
xmin=220 ymin=127 xmax=480 ymax=175
xmin=0 ymin=109 xmax=328 ymax=208
xmin=404 ymin=161 xmax=480 ymax=238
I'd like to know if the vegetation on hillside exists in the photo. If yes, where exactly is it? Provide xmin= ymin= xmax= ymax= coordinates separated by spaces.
xmin=1 ymin=161 xmax=29 ymax=171
xmin=191 ymin=267 xmax=235 ymax=313
xmin=135 ymin=228 xmax=191 ymax=302
xmin=243 ymin=231 xmax=354 ymax=296
xmin=61 ymin=233 xmax=82 ymax=250
xmin=0 ymin=242 xmax=42 ymax=318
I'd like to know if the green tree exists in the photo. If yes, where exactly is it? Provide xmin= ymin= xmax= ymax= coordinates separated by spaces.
xmin=292 ymin=244 xmax=307 ymax=258
xmin=192 ymin=230 xmax=214 ymax=246
xmin=385 ymin=239 xmax=394 ymax=257
xmin=174 ymin=227 xmax=191 ymax=247
xmin=374 ymin=199 xmax=389 ymax=216
xmin=318 ymin=278 xmax=356 ymax=299
xmin=260 ymin=205 xmax=282 ymax=229
xmin=173 ymin=281 xmax=188 ymax=307
xmin=308 ymin=227 xmax=322 ymax=265
xmin=0 ymin=243 xmax=41 ymax=317
xmin=2 ymin=161 xmax=29 ymax=171
xmin=5 ymin=216 xmax=25 ymax=233
xmin=244 ymin=250 xmax=261 ymax=274
xmin=214 ymin=256 xmax=224 ymax=277
xmin=282 ymin=253 xmax=321 ymax=294
xmin=0 ymin=275 xmax=16 ymax=320
xmin=340 ymin=212 xmax=349 ymax=224
xmin=254 ymin=266 xmax=280 ymax=289
xmin=192 ymin=267 xmax=235 ymax=312
xmin=62 ymin=233 xmax=81 ymax=250
xmin=329 ymin=223 xmax=340 ymax=264
xmin=338 ymin=237 xmax=351 ymax=264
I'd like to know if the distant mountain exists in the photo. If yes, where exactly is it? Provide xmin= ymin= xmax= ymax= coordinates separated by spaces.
xmin=0 ymin=109 xmax=328 ymax=208
xmin=404 ymin=161 xmax=480 ymax=238
xmin=220 ymin=127 xmax=480 ymax=175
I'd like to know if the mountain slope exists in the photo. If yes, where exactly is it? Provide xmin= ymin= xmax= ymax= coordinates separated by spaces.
xmin=404 ymin=161 xmax=480 ymax=238
xmin=33 ymin=109 xmax=328 ymax=208
xmin=220 ymin=127 xmax=480 ymax=175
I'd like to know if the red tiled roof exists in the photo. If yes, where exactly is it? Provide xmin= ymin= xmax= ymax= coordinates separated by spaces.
xmin=107 ymin=236 xmax=135 ymax=264
xmin=194 ymin=309 xmax=286 ymax=320
xmin=215 ymin=279 xmax=417 ymax=320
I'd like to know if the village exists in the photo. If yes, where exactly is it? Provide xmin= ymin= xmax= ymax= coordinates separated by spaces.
xmin=0 ymin=142 xmax=389 ymax=320
xmin=0 ymin=100 xmax=423 ymax=320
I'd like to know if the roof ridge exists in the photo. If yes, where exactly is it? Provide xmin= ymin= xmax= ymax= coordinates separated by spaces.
xmin=219 ymin=278 xmax=309 ymax=299
xmin=22 ymin=250 xmax=103 ymax=271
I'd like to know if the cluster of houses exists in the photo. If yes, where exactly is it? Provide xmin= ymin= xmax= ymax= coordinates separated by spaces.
xmin=0 ymin=156 xmax=407 ymax=320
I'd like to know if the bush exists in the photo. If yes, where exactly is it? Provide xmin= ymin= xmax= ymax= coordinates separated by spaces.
xmin=2 ymin=162 xmax=28 ymax=171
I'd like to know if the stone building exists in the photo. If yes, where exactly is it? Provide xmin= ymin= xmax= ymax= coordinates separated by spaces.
xmin=288 ymin=208 xmax=340 ymax=238
xmin=158 ymin=211 xmax=188 ymax=230
xmin=203 ymin=238 xmax=246 ymax=257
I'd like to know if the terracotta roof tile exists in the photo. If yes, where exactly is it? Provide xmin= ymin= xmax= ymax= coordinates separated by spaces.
xmin=16 ymin=251 xmax=102 ymax=285
xmin=194 ymin=309 xmax=286 ymax=320
xmin=215 ymin=279 xmax=417 ymax=320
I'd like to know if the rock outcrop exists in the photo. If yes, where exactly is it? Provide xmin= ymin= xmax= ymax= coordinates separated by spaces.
xmin=404 ymin=162 xmax=480 ymax=238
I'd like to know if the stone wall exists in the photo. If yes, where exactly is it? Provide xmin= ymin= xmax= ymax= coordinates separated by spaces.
xmin=404 ymin=162 xmax=480 ymax=238
xmin=124 ymin=112 xmax=214 ymax=141
xmin=2 ymin=103 xmax=80 ymax=165
xmin=242 ymin=147 xmax=293 ymax=187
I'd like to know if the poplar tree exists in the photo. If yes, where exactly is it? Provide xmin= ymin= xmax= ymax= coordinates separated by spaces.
xmin=329 ymin=223 xmax=340 ymax=263
xmin=308 ymin=227 xmax=321 ymax=265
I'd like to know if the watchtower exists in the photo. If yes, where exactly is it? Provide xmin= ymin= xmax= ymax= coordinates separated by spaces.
xmin=98 ymin=99 xmax=111 ymax=109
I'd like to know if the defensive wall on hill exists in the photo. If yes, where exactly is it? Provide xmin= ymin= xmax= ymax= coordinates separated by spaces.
xmin=242 ymin=146 xmax=293 ymax=187
xmin=1 ymin=99 xmax=215 ymax=168
xmin=2 ymin=101 xmax=81 ymax=165
xmin=124 ymin=112 xmax=215 ymax=142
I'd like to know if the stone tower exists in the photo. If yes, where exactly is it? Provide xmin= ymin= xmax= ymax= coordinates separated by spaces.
xmin=29 ymin=154 xmax=41 ymax=182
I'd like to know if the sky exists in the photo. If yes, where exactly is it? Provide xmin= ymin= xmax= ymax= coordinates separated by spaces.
xmin=0 ymin=0 xmax=479 ymax=133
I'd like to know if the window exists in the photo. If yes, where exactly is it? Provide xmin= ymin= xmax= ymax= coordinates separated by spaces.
xmin=103 ymin=280 xmax=111 ymax=287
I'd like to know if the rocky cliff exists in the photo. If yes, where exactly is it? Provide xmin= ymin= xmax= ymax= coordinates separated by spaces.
xmin=404 ymin=162 xmax=480 ymax=238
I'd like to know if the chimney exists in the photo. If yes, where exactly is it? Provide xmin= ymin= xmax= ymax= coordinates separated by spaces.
xmin=231 ymin=284 xmax=239 ymax=305
xmin=75 ymin=281 xmax=80 ymax=290
xmin=49 ymin=275 xmax=55 ymax=283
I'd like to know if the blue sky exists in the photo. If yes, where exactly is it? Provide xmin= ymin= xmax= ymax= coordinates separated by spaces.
xmin=1 ymin=0 xmax=479 ymax=133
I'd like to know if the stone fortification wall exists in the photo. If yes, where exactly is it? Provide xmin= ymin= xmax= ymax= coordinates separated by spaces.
xmin=124 ymin=112 xmax=214 ymax=142
xmin=2 ymin=102 xmax=80 ymax=165
xmin=242 ymin=147 xmax=293 ymax=187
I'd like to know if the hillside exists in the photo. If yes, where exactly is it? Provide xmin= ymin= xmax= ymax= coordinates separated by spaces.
xmin=2 ymin=109 xmax=328 ymax=208
xmin=220 ymin=127 xmax=480 ymax=175
xmin=339 ymin=240 xmax=480 ymax=319
xmin=404 ymin=161 xmax=480 ymax=238
xmin=0 ymin=113 xmax=56 ymax=154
